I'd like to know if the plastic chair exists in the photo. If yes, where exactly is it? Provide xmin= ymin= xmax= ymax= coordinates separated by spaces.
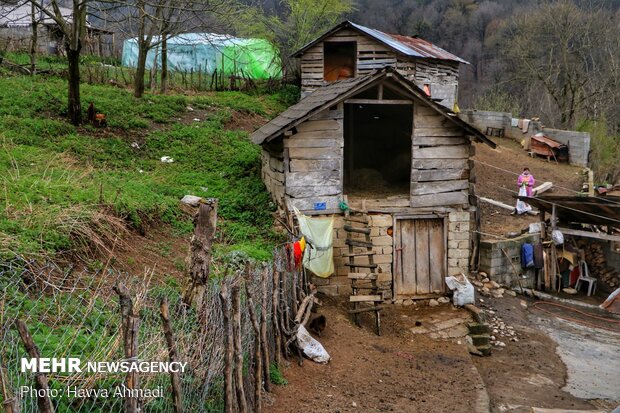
xmin=574 ymin=260 xmax=597 ymax=296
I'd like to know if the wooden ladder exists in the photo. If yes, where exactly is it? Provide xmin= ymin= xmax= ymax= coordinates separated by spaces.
xmin=344 ymin=208 xmax=382 ymax=335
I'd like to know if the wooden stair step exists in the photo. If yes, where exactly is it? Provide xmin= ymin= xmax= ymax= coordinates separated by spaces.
xmin=350 ymin=295 xmax=382 ymax=303
xmin=346 ymin=239 xmax=373 ymax=248
xmin=347 ymin=272 xmax=378 ymax=280
xmin=348 ymin=305 xmax=383 ymax=314
xmin=343 ymin=216 xmax=368 ymax=224
xmin=344 ymin=224 xmax=371 ymax=234
xmin=342 ymin=251 xmax=376 ymax=257
xmin=345 ymin=263 xmax=378 ymax=268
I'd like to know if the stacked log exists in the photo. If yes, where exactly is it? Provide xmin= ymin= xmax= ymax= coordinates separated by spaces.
xmin=575 ymin=240 xmax=620 ymax=290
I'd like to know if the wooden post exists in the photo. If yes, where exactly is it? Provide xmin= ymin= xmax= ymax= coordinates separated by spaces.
xmin=16 ymin=320 xmax=54 ymax=413
xmin=231 ymin=286 xmax=248 ymax=413
xmin=113 ymin=283 xmax=141 ymax=413
xmin=219 ymin=284 xmax=234 ymax=413
xmin=244 ymin=279 xmax=262 ymax=413
xmin=271 ymin=266 xmax=282 ymax=367
xmin=159 ymin=298 xmax=183 ymax=413
xmin=259 ymin=269 xmax=271 ymax=392
xmin=0 ymin=362 xmax=15 ymax=413
xmin=183 ymin=199 xmax=218 ymax=310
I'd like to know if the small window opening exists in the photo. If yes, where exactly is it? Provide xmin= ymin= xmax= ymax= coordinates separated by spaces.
xmin=324 ymin=42 xmax=356 ymax=82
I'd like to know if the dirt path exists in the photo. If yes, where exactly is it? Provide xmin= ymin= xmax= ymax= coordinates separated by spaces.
xmin=473 ymin=295 xmax=598 ymax=412
xmin=266 ymin=300 xmax=488 ymax=413
xmin=266 ymin=295 xmax=608 ymax=413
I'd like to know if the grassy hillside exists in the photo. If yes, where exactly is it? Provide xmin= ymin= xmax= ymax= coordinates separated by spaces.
xmin=0 ymin=69 xmax=294 ymax=261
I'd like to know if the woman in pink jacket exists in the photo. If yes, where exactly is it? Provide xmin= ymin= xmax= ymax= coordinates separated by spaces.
xmin=517 ymin=167 xmax=535 ymax=197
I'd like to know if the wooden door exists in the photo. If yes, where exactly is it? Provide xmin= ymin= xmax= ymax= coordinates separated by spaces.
xmin=394 ymin=217 xmax=446 ymax=297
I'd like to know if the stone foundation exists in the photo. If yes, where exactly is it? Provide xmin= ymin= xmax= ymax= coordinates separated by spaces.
xmin=478 ymin=233 xmax=539 ymax=288
xmin=312 ymin=210 xmax=473 ymax=300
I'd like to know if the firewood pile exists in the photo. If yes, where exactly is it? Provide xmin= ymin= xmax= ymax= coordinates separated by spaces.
xmin=575 ymin=239 xmax=620 ymax=290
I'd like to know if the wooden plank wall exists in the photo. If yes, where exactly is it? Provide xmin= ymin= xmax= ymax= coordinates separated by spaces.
xmin=283 ymin=109 xmax=344 ymax=212
xmin=410 ymin=104 xmax=471 ymax=209
xmin=413 ymin=59 xmax=459 ymax=109
xmin=300 ymin=28 xmax=460 ymax=109
xmin=300 ymin=29 xmax=402 ymax=96
xmin=261 ymin=148 xmax=285 ymax=210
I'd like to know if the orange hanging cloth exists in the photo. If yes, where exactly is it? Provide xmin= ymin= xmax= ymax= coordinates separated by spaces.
xmin=292 ymin=237 xmax=306 ymax=267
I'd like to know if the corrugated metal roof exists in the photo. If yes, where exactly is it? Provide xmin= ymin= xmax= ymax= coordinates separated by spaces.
xmin=293 ymin=20 xmax=469 ymax=64
xmin=349 ymin=22 xmax=469 ymax=64
xmin=531 ymin=134 xmax=566 ymax=149
xmin=250 ymin=67 xmax=494 ymax=148
xmin=519 ymin=195 xmax=620 ymax=227
xmin=0 ymin=3 xmax=72 ymax=27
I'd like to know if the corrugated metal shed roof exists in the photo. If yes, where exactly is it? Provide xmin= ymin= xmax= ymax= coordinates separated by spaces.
xmin=519 ymin=195 xmax=620 ymax=227
xmin=0 ymin=3 xmax=71 ymax=27
xmin=531 ymin=134 xmax=567 ymax=149
xmin=250 ymin=67 xmax=494 ymax=148
xmin=293 ymin=20 xmax=469 ymax=64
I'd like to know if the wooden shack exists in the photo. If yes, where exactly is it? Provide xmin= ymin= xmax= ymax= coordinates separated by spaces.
xmin=0 ymin=4 xmax=114 ymax=57
xmin=251 ymin=67 xmax=495 ymax=300
xmin=292 ymin=20 xmax=469 ymax=109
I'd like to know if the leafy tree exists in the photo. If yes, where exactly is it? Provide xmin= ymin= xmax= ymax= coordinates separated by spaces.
xmin=236 ymin=0 xmax=355 ymax=75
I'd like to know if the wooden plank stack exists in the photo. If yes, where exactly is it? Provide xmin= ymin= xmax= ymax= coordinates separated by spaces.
xmin=575 ymin=239 xmax=620 ymax=290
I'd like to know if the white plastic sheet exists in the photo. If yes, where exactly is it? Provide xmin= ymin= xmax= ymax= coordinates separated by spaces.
xmin=296 ymin=325 xmax=330 ymax=363
xmin=295 ymin=208 xmax=334 ymax=278
xmin=515 ymin=185 xmax=532 ymax=214
xmin=445 ymin=273 xmax=475 ymax=306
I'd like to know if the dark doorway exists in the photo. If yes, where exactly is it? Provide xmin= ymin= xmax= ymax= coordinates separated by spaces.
xmin=344 ymin=103 xmax=413 ymax=197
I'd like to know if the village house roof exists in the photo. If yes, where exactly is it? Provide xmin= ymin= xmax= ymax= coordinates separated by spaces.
xmin=0 ymin=3 xmax=111 ymax=33
xmin=250 ymin=67 xmax=495 ymax=148
xmin=292 ymin=20 xmax=469 ymax=64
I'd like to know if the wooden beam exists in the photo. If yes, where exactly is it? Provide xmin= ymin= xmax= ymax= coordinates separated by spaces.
xmin=557 ymin=227 xmax=620 ymax=242
xmin=533 ymin=181 xmax=553 ymax=195
xmin=344 ymin=98 xmax=412 ymax=105
xmin=479 ymin=196 xmax=514 ymax=212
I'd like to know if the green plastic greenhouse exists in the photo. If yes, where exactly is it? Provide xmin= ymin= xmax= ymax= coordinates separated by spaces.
xmin=121 ymin=33 xmax=282 ymax=79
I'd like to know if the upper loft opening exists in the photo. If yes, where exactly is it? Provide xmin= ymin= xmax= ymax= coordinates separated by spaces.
xmin=344 ymin=102 xmax=413 ymax=199
xmin=324 ymin=41 xmax=356 ymax=82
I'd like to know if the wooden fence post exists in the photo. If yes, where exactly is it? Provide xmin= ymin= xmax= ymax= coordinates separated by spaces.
xmin=271 ymin=266 xmax=282 ymax=367
xmin=231 ymin=286 xmax=248 ymax=413
xmin=259 ymin=269 xmax=271 ymax=392
xmin=219 ymin=284 xmax=234 ymax=413
xmin=159 ymin=297 xmax=183 ymax=413
xmin=183 ymin=199 xmax=218 ymax=311
xmin=244 ymin=278 xmax=262 ymax=413
xmin=113 ymin=283 xmax=140 ymax=413
xmin=15 ymin=320 xmax=54 ymax=413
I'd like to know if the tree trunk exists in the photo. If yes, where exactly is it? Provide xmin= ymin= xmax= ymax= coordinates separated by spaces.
xmin=66 ymin=43 xmax=82 ymax=125
xmin=30 ymin=2 xmax=37 ymax=74
xmin=134 ymin=41 xmax=148 ymax=98
xmin=182 ymin=199 xmax=218 ymax=311
xmin=161 ymin=34 xmax=168 ymax=94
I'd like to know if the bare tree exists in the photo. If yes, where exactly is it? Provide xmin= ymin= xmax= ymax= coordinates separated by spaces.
xmin=23 ymin=0 xmax=89 ymax=124
xmin=498 ymin=1 xmax=619 ymax=128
